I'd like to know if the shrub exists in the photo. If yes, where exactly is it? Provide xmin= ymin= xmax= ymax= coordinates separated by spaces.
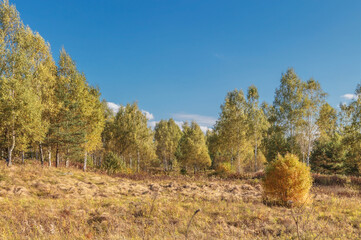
xmin=312 ymin=173 xmax=347 ymax=186
xmin=350 ymin=176 xmax=361 ymax=188
xmin=102 ymin=152 xmax=125 ymax=174
xmin=262 ymin=153 xmax=312 ymax=206
xmin=312 ymin=174 xmax=361 ymax=189
xmin=214 ymin=162 xmax=233 ymax=177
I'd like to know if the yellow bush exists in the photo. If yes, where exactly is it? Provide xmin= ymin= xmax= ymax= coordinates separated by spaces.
xmin=262 ymin=153 xmax=312 ymax=206
xmin=214 ymin=162 xmax=234 ymax=176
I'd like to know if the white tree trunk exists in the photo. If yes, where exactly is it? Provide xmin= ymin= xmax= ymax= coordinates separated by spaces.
xmin=83 ymin=151 xmax=87 ymax=172
xmin=48 ymin=148 xmax=52 ymax=167
xmin=7 ymin=129 xmax=15 ymax=167
xmin=21 ymin=151 xmax=25 ymax=164
xmin=137 ymin=150 xmax=140 ymax=172
xmin=254 ymin=138 xmax=258 ymax=172
xmin=65 ymin=148 xmax=69 ymax=168
xmin=306 ymin=141 xmax=311 ymax=166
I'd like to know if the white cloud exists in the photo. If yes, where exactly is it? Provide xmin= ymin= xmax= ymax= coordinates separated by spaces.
xmin=341 ymin=93 xmax=357 ymax=100
xmin=148 ymin=120 xmax=183 ymax=130
xmin=200 ymin=126 xmax=213 ymax=133
xmin=174 ymin=120 xmax=184 ymax=129
xmin=142 ymin=110 xmax=154 ymax=120
xmin=172 ymin=113 xmax=217 ymax=126
xmin=171 ymin=113 xmax=215 ymax=134
xmin=107 ymin=102 xmax=120 ymax=113
xmin=148 ymin=121 xmax=158 ymax=129
xmin=106 ymin=102 xmax=154 ymax=120
xmin=105 ymin=104 xmax=214 ymax=134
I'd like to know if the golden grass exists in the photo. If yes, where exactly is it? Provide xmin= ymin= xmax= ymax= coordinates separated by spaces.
xmin=0 ymin=163 xmax=361 ymax=239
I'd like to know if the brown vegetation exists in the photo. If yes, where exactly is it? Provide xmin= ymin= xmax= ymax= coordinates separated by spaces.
xmin=0 ymin=162 xmax=361 ymax=239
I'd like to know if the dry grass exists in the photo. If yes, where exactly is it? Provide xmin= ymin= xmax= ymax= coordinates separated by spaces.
xmin=0 ymin=162 xmax=361 ymax=239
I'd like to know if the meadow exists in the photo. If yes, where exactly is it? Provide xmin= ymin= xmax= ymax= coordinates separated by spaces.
xmin=0 ymin=162 xmax=361 ymax=239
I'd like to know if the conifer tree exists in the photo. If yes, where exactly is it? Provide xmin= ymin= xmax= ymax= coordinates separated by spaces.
xmin=317 ymin=103 xmax=338 ymax=143
xmin=206 ymin=129 xmax=222 ymax=168
xmin=309 ymin=103 xmax=343 ymax=173
xmin=261 ymin=102 xmax=288 ymax=162
xmin=102 ymin=101 xmax=116 ymax=154
xmin=340 ymin=84 xmax=361 ymax=174
xmin=48 ymin=49 xmax=87 ymax=167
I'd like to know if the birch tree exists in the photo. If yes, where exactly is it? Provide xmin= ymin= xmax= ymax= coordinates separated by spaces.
xmin=0 ymin=1 xmax=45 ymax=166
xmin=80 ymin=85 xmax=105 ymax=171
xmin=300 ymin=79 xmax=326 ymax=166
xmin=273 ymin=68 xmax=304 ymax=155
xmin=154 ymin=118 xmax=182 ymax=171
xmin=246 ymin=85 xmax=269 ymax=171
xmin=111 ymin=103 xmax=155 ymax=171
xmin=214 ymin=89 xmax=252 ymax=173
xmin=177 ymin=121 xmax=211 ymax=173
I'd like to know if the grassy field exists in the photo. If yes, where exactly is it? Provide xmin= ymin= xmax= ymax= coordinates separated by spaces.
xmin=0 ymin=163 xmax=361 ymax=239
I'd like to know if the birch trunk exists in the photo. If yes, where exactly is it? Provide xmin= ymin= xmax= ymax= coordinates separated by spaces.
xmin=7 ymin=129 xmax=15 ymax=167
xmin=21 ymin=151 xmax=25 ymax=164
xmin=254 ymin=138 xmax=258 ymax=172
xmin=137 ymin=150 xmax=140 ymax=172
xmin=65 ymin=149 xmax=69 ymax=168
xmin=83 ymin=151 xmax=87 ymax=172
xmin=48 ymin=148 xmax=52 ymax=167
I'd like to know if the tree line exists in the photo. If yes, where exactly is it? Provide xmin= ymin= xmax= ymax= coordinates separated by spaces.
xmin=1 ymin=1 xmax=360 ymax=175
xmin=0 ymin=1 xmax=104 ymax=170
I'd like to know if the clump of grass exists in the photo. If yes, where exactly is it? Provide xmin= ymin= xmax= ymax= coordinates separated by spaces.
xmin=142 ymin=191 xmax=159 ymax=240
xmin=313 ymin=173 xmax=347 ymax=187
xmin=0 ymin=173 xmax=6 ymax=182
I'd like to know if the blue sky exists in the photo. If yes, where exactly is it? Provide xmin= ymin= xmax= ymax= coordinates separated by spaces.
xmin=13 ymin=0 xmax=361 ymax=130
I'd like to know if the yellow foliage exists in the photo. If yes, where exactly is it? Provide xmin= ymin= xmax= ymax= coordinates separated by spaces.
xmin=262 ymin=153 xmax=312 ymax=206
xmin=214 ymin=162 xmax=234 ymax=176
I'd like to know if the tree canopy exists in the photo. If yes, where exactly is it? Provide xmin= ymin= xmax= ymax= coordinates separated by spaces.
xmin=0 ymin=0 xmax=360 ymax=177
